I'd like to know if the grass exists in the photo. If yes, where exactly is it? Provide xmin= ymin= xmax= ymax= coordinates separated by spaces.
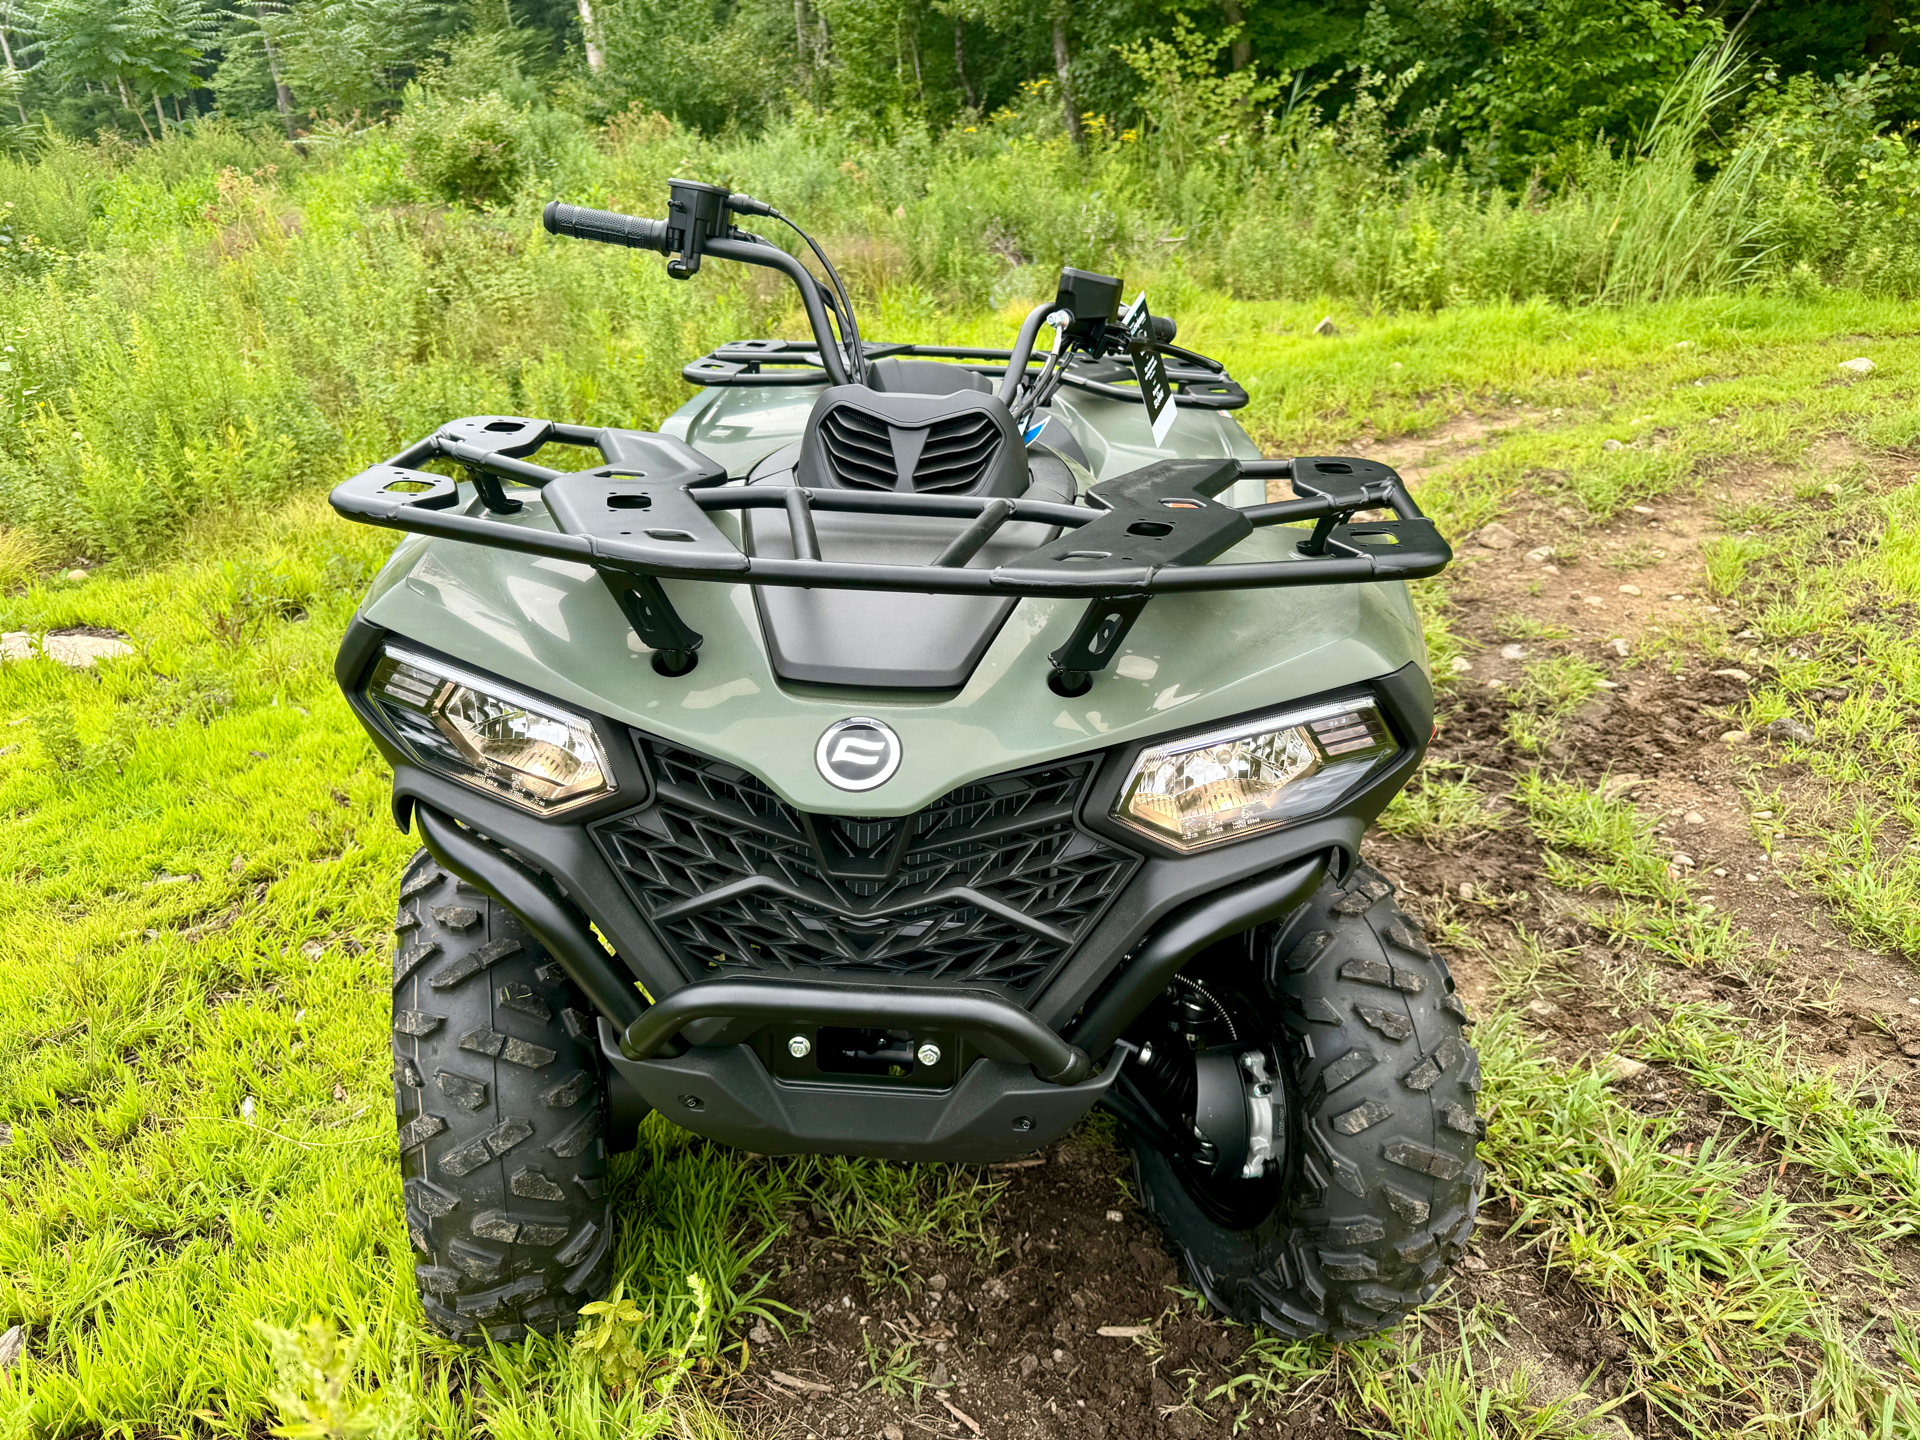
xmin=1477 ymin=1013 xmax=1821 ymax=1435
xmin=1502 ymin=654 xmax=1609 ymax=753
xmin=1637 ymin=1004 xmax=1921 ymax=1240
xmin=1375 ymin=764 xmax=1503 ymax=850
xmin=1710 ymin=476 xmax=1920 ymax=956
xmin=1516 ymin=773 xmax=1755 ymax=971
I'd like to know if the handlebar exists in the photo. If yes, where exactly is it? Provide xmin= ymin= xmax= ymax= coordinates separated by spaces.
xmin=543 ymin=195 xmax=852 ymax=387
xmin=542 ymin=201 xmax=670 ymax=253
xmin=543 ymin=184 xmax=1170 ymax=403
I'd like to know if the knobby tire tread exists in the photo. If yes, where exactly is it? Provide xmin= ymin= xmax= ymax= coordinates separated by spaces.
xmin=391 ymin=850 xmax=616 ymax=1343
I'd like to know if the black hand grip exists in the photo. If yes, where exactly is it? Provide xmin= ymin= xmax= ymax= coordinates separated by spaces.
xmin=543 ymin=201 xmax=670 ymax=254
xmin=1148 ymin=313 xmax=1178 ymax=345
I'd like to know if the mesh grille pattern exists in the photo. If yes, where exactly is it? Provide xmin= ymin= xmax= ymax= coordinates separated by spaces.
xmin=913 ymin=413 xmax=1002 ymax=492
xmin=819 ymin=407 xmax=896 ymax=489
xmin=594 ymin=741 xmax=1139 ymax=997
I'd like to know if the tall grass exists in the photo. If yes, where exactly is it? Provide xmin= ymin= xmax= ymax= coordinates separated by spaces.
xmin=0 ymin=41 xmax=1911 ymax=563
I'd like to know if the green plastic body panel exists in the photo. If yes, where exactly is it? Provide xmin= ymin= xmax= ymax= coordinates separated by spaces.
xmin=356 ymin=382 xmax=1429 ymax=816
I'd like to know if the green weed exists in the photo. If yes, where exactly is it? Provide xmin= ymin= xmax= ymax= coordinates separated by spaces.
xmin=1376 ymin=765 xmax=1501 ymax=850
xmin=1637 ymin=1004 xmax=1920 ymax=1239
xmin=1478 ymin=1013 xmax=1827 ymax=1433
xmin=1503 ymin=655 xmax=1608 ymax=753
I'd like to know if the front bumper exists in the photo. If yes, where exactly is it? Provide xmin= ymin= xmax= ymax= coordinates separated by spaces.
xmin=341 ymin=615 xmax=1430 ymax=1158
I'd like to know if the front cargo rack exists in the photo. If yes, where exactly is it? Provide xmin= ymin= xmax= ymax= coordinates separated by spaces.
xmin=330 ymin=414 xmax=1452 ymax=693
xmin=683 ymin=337 xmax=1249 ymax=410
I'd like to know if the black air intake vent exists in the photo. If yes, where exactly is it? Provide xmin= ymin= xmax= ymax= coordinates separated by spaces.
xmin=913 ymin=412 xmax=1002 ymax=493
xmin=819 ymin=407 xmax=897 ymax=490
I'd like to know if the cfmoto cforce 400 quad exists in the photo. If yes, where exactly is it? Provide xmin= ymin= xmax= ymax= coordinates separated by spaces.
xmin=331 ymin=180 xmax=1483 ymax=1346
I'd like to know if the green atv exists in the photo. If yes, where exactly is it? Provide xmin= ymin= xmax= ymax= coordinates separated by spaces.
xmin=330 ymin=180 xmax=1483 ymax=1346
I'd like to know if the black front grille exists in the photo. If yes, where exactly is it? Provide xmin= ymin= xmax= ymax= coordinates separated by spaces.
xmin=912 ymin=412 xmax=1001 ymax=492
xmin=819 ymin=407 xmax=897 ymax=489
xmin=594 ymin=740 xmax=1139 ymax=998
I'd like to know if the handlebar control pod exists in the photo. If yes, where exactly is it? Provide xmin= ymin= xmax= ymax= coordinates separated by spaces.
xmin=542 ymin=201 xmax=670 ymax=253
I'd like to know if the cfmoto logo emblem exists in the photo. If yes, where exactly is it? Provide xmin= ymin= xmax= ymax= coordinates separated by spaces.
xmin=816 ymin=717 xmax=902 ymax=792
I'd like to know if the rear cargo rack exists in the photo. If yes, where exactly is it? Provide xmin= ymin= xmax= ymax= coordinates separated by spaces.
xmin=682 ymin=338 xmax=1249 ymax=411
xmin=330 ymin=414 xmax=1451 ymax=692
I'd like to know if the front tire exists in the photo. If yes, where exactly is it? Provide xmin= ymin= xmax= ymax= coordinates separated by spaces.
xmin=1123 ymin=862 xmax=1483 ymax=1339
xmin=391 ymin=851 xmax=616 ymax=1342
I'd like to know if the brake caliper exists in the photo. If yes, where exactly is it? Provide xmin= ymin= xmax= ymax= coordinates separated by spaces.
xmin=1192 ymin=1046 xmax=1282 ymax=1180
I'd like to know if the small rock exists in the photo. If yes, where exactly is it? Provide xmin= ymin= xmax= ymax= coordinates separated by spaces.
xmin=1765 ymin=717 xmax=1814 ymax=744
xmin=1712 ymin=867 xmax=1727 ymax=877
xmin=1670 ymin=853 xmax=1696 ymax=868
xmin=1461 ymin=1253 xmax=1489 ymax=1271
xmin=1541 ymin=563 xmax=1560 ymax=574
xmin=1822 ymin=482 xmax=1840 ymax=496
xmin=883 ymin=1426 xmax=905 ymax=1441
xmin=1105 ymin=1210 xmax=1122 ymax=1222
xmin=1499 ymin=643 xmax=1527 ymax=661
xmin=1474 ymin=522 xmax=1521 ymax=550
xmin=42 ymin=634 xmax=132 ymax=669
xmin=926 ymin=1273 xmax=947 ymax=1293
xmin=66 ymin=569 xmax=88 ymax=583
xmin=1583 ymin=595 xmax=1603 ymax=607
xmin=1019 ymin=1353 xmax=1039 ymax=1378
xmin=1607 ymin=638 xmax=1630 ymax=657
xmin=1630 ymin=504 xmax=1658 ymax=515
xmin=1618 ymin=584 xmax=1642 ymax=596
xmin=1526 ymin=998 xmax=1560 ymax=1019
xmin=1449 ymin=656 xmax=1473 ymax=674
xmin=749 ymin=1320 xmax=773 ymax=1346
xmin=1720 ymin=730 xmax=1749 ymax=744
xmin=1523 ymin=546 xmax=1554 ymax=563
xmin=240 ymin=1096 xmax=257 ymax=1122
xmin=1312 ymin=316 xmax=1339 ymax=337
xmin=0 ymin=1324 xmax=22 ymax=1371
xmin=230 ymin=854 xmax=246 ymax=875
xmin=1837 ymin=357 xmax=1873 ymax=375
xmin=1602 ymin=438 xmax=1625 ymax=452
xmin=1711 ymin=668 xmax=1752 ymax=682
xmin=1603 ymin=1056 xmax=1649 ymax=1084
xmin=1752 ymin=810 xmax=1774 ymax=820
xmin=1673 ymin=340 xmax=1692 ymax=349
xmin=1684 ymin=812 xmax=1705 ymax=825
xmin=1458 ymin=883 xmax=1473 ymax=900
xmin=299 ymin=939 xmax=325 ymax=961
xmin=931 ymin=1361 xmax=952 ymax=1386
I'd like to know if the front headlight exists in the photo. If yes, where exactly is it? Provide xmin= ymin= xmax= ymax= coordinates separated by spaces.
xmin=366 ymin=647 xmax=614 ymax=814
xmin=1114 ymin=697 xmax=1399 ymax=849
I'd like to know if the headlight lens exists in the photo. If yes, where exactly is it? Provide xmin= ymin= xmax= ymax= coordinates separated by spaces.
xmin=366 ymin=647 xmax=613 ymax=814
xmin=1114 ymin=697 xmax=1399 ymax=849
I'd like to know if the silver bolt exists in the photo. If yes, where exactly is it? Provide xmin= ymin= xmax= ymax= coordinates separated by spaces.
xmin=915 ymin=1041 xmax=942 ymax=1067
xmin=1137 ymin=1042 xmax=1156 ymax=1066
xmin=787 ymin=1034 xmax=812 ymax=1059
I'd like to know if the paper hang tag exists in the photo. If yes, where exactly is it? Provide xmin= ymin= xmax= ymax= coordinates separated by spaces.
xmin=1122 ymin=291 xmax=1176 ymax=446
